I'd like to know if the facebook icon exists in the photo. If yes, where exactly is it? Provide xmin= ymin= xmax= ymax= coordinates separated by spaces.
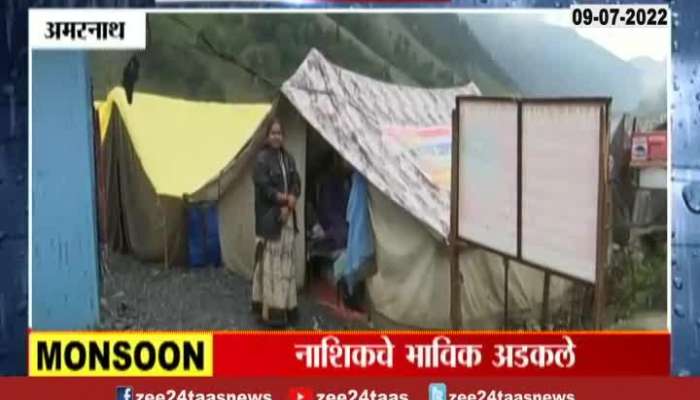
xmin=116 ymin=386 xmax=134 ymax=400
xmin=429 ymin=383 xmax=447 ymax=400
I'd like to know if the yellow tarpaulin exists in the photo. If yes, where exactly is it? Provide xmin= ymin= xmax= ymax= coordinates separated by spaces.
xmin=98 ymin=87 xmax=271 ymax=197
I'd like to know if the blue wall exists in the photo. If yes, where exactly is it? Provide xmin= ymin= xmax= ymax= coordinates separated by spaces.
xmin=31 ymin=51 xmax=100 ymax=330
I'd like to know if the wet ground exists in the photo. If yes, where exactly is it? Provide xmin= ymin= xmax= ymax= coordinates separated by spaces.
xmin=98 ymin=251 xmax=361 ymax=330
xmin=99 ymin=251 xmax=666 ymax=332
xmin=609 ymin=310 xmax=667 ymax=331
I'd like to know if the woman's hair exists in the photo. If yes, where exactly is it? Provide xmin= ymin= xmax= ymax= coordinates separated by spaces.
xmin=267 ymin=117 xmax=285 ymax=137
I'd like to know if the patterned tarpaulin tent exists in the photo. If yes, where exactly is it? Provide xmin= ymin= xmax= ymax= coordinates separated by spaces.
xmin=277 ymin=49 xmax=569 ymax=328
xmin=282 ymin=49 xmax=479 ymax=238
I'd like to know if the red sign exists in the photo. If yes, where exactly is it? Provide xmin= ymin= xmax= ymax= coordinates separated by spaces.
xmin=631 ymin=130 xmax=667 ymax=167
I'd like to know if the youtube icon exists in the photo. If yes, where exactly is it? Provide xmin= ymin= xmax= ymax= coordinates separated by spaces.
xmin=289 ymin=387 xmax=315 ymax=400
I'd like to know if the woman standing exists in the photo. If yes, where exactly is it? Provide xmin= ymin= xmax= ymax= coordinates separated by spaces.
xmin=251 ymin=118 xmax=301 ymax=327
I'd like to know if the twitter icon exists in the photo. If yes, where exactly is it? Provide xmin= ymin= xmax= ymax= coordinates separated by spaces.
xmin=429 ymin=383 xmax=447 ymax=400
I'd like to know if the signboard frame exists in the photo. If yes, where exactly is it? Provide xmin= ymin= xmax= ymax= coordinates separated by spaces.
xmin=453 ymin=97 xmax=520 ymax=258
xmin=451 ymin=96 xmax=611 ymax=329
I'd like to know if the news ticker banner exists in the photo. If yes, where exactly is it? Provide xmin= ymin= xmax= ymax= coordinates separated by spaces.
xmin=28 ymin=331 xmax=669 ymax=377
xmin=2 ymin=377 xmax=700 ymax=400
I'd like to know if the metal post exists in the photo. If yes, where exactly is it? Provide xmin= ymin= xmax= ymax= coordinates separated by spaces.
xmin=449 ymin=107 xmax=463 ymax=330
xmin=593 ymin=102 xmax=611 ymax=329
xmin=517 ymin=101 xmax=523 ymax=259
xmin=503 ymin=257 xmax=510 ymax=329
xmin=541 ymin=271 xmax=551 ymax=329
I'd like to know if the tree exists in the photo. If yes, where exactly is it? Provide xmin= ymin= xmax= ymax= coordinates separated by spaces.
xmin=437 ymin=70 xmax=453 ymax=86
xmin=306 ymin=21 xmax=319 ymax=42
xmin=247 ymin=16 xmax=276 ymax=41
xmin=393 ymin=36 xmax=403 ymax=56
xmin=275 ymin=23 xmax=294 ymax=51
xmin=422 ymin=61 xmax=434 ymax=78
xmin=382 ymin=64 xmax=391 ymax=81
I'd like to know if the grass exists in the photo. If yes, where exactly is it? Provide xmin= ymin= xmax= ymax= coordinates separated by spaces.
xmin=606 ymin=235 xmax=667 ymax=324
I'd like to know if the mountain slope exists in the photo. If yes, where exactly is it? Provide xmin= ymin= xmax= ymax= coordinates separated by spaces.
xmin=630 ymin=56 xmax=667 ymax=117
xmin=90 ymin=13 xmax=518 ymax=102
xmin=461 ymin=14 xmax=653 ymax=113
xmin=90 ymin=12 xmax=664 ymax=118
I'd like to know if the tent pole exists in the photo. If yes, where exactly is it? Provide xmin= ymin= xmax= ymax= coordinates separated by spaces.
xmin=164 ymin=213 xmax=169 ymax=269
xmin=540 ymin=271 xmax=551 ymax=329
xmin=218 ymin=171 xmax=222 ymax=201
xmin=593 ymin=102 xmax=611 ymax=329
xmin=449 ymin=244 xmax=461 ymax=329
xmin=503 ymin=257 xmax=509 ymax=330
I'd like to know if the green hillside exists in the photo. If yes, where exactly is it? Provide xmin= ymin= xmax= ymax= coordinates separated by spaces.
xmin=89 ymin=13 xmax=518 ymax=102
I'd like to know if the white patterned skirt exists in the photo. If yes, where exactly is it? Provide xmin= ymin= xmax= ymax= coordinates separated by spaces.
xmin=251 ymin=218 xmax=298 ymax=324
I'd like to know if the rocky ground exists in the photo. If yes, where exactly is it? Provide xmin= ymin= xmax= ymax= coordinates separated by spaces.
xmin=98 ymin=251 xmax=666 ymax=332
xmin=98 ymin=251 xmax=357 ymax=331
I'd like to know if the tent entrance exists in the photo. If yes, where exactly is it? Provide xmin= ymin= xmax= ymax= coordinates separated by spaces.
xmin=304 ymin=128 xmax=366 ymax=318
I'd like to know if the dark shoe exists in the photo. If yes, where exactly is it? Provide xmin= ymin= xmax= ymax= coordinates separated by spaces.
xmin=264 ymin=308 xmax=289 ymax=329
xmin=288 ymin=308 xmax=299 ymax=325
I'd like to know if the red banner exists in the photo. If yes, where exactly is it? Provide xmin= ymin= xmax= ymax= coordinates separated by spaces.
xmin=213 ymin=332 xmax=669 ymax=377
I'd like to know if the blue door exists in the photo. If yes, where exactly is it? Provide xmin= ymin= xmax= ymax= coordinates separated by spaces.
xmin=31 ymin=51 xmax=100 ymax=330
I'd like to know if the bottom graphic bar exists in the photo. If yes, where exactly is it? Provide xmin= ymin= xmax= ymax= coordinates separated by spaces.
xmin=1 ymin=377 xmax=699 ymax=400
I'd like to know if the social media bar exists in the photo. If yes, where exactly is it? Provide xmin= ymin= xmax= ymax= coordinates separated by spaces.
xmin=430 ymin=383 xmax=575 ymax=400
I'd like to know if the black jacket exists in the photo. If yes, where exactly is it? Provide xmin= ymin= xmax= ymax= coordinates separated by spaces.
xmin=253 ymin=146 xmax=301 ymax=240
